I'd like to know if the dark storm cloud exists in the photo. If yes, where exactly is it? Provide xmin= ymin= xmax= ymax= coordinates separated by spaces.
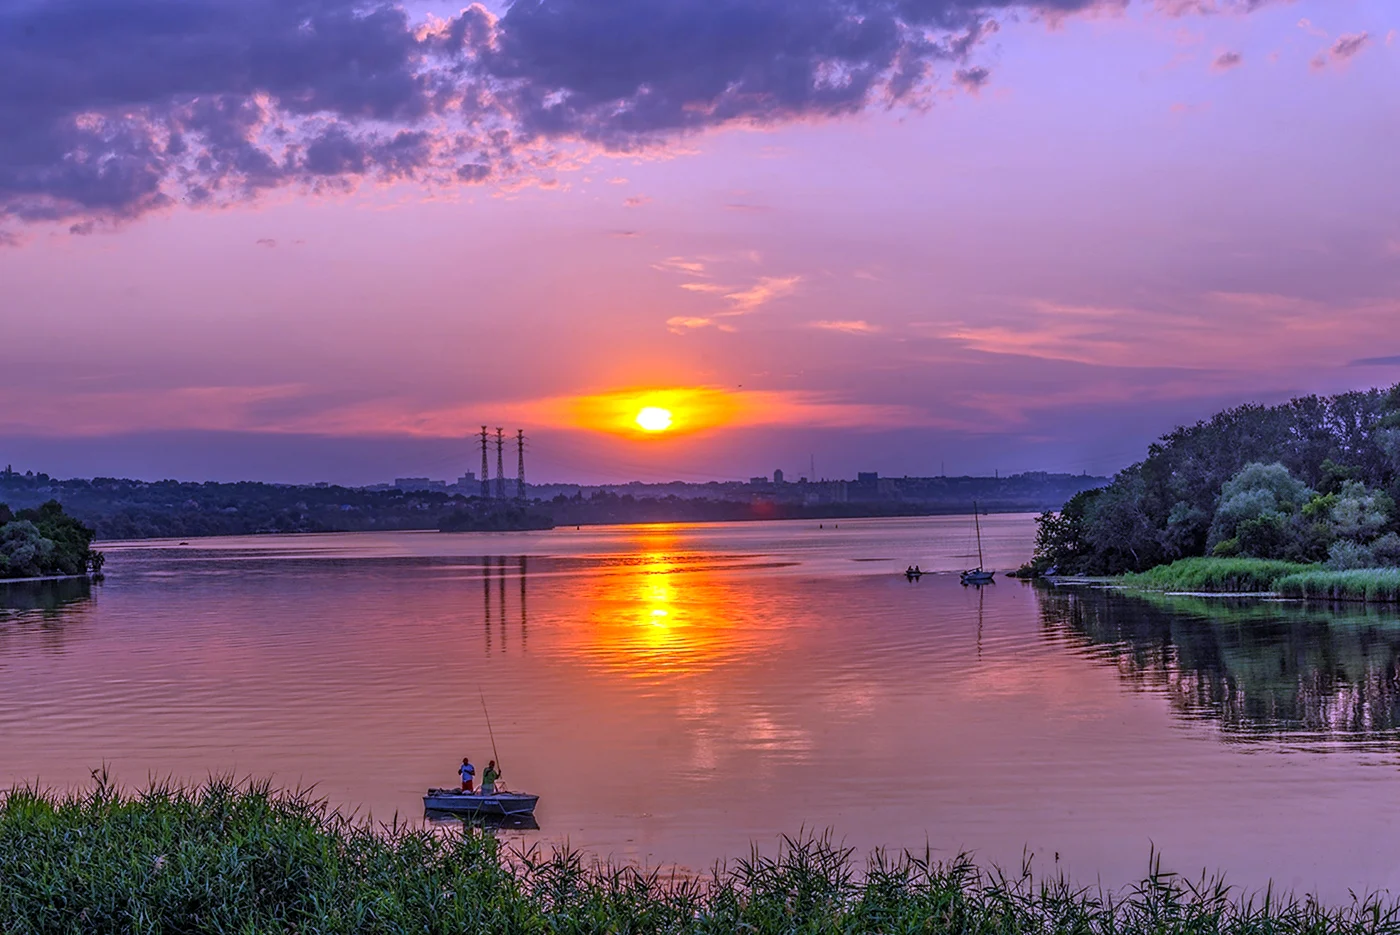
xmin=482 ymin=0 xmax=1109 ymax=143
xmin=0 ymin=0 xmax=1268 ymax=235
xmin=0 ymin=0 xmax=459 ymax=228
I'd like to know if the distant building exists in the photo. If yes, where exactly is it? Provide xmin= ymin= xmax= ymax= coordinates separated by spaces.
xmin=850 ymin=472 xmax=880 ymax=500
xmin=773 ymin=469 xmax=785 ymax=485
xmin=394 ymin=477 xmax=448 ymax=492
xmin=749 ymin=476 xmax=772 ymax=487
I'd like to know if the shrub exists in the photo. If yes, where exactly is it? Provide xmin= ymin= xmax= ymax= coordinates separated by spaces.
xmin=1371 ymin=532 xmax=1400 ymax=566
xmin=1327 ymin=540 xmax=1377 ymax=571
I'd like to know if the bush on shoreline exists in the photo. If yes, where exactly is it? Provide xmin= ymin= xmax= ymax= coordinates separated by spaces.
xmin=4 ymin=777 xmax=1400 ymax=934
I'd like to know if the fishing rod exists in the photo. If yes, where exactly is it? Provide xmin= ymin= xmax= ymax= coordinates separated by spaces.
xmin=479 ymin=688 xmax=501 ymax=773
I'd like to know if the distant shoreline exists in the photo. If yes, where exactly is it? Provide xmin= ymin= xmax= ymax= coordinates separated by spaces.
xmin=89 ymin=506 xmax=1043 ymax=543
xmin=0 ymin=573 xmax=94 ymax=584
xmin=4 ymin=470 xmax=1106 ymax=543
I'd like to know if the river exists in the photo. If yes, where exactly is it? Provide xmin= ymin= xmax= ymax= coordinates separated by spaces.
xmin=3 ymin=514 xmax=1400 ymax=898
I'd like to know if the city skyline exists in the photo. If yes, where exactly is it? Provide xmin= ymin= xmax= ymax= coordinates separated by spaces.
xmin=2 ymin=0 xmax=1397 ymax=485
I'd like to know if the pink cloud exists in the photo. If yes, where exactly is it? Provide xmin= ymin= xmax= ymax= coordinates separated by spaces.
xmin=810 ymin=320 xmax=883 ymax=335
xmin=943 ymin=294 xmax=1400 ymax=372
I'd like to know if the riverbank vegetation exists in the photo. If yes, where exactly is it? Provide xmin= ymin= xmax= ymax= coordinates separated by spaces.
xmin=4 ymin=778 xmax=1400 ymax=934
xmin=1031 ymin=385 xmax=1400 ymax=583
xmin=1276 ymin=568 xmax=1400 ymax=603
xmin=0 ymin=500 xmax=103 ymax=580
xmin=1105 ymin=557 xmax=1400 ymax=602
xmin=1120 ymin=557 xmax=1313 ymax=593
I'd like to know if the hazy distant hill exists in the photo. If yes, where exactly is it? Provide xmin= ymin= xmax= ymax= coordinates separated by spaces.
xmin=0 ymin=469 xmax=1107 ymax=541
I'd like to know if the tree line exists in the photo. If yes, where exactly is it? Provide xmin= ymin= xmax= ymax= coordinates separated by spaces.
xmin=1032 ymin=384 xmax=1400 ymax=575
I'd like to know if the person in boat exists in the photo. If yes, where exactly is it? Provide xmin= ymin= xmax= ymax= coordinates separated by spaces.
xmin=459 ymin=757 xmax=476 ymax=793
xmin=481 ymin=760 xmax=501 ymax=794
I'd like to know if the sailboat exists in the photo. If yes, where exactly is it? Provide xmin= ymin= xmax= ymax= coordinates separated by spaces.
xmin=960 ymin=502 xmax=995 ymax=585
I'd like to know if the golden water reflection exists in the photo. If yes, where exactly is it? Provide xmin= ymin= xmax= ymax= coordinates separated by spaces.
xmin=567 ymin=528 xmax=782 ymax=679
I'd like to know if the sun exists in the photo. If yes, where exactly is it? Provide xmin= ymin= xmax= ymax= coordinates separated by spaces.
xmin=635 ymin=407 xmax=674 ymax=432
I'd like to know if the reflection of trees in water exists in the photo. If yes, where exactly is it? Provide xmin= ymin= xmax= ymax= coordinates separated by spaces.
xmin=0 ymin=579 xmax=95 ymax=656
xmin=1 ymin=577 xmax=93 ymax=617
xmin=1038 ymin=586 xmax=1400 ymax=742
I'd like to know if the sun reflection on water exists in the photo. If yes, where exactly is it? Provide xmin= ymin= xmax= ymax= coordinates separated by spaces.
xmin=567 ymin=528 xmax=771 ymax=679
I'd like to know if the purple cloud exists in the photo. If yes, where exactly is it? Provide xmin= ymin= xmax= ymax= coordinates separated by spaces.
xmin=0 ymin=0 xmax=1285 ymax=238
xmin=1331 ymin=32 xmax=1371 ymax=60
xmin=1213 ymin=50 xmax=1243 ymax=71
xmin=954 ymin=66 xmax=993 ymax=91
xmin=1312 ymin=32 xmax=1371 ymax=70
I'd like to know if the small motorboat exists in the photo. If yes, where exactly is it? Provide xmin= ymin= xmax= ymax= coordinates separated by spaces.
xmin=904 ymin=567 xmax=924 ymax=580
xmin=424 ymin=788 xmax=540 ymax=817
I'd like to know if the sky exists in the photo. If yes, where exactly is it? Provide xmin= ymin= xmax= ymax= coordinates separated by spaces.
xmin=1 ymin=0 xmax=1397 ymax=486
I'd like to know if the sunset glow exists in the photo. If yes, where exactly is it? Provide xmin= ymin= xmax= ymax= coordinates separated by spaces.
xmin=636 ymin=408 xmax=674 ymax=433
xmin=0 ymin=0 xmax=1392 ymax=484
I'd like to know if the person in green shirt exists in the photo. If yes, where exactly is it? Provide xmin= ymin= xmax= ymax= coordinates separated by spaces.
xmin=481 ymin=760 xmax=501 ymax=794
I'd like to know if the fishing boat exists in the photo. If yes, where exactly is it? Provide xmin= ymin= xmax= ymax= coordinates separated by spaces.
xmin=960 ymin=503 xmax=995 ymax=586
xmin=904 ymin=567 xmax=924 ymax=580
xmin=428 ymin=690 xmax=539 ymax=818
xmin=423 ymin=788 xmax=540 ymax=817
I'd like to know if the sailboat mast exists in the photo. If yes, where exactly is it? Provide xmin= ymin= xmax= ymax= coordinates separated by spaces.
xmin=973 ymin=501 xmax=984 ymax=570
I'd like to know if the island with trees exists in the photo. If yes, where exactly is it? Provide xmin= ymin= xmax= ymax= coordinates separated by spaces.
xmin=0 ymin=500 xmax=105 ymax=581
xmin=1028 ymin=384 xmax=1400 ymax=601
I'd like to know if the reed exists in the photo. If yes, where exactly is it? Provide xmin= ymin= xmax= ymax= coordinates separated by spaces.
xmin=1121 ymin=557 xmax=1315 ymax=593
xmin=4 ymin=776 xmax=1400 ymax=933
xmin=1276 ymin=568 xmax=1400 ymax=603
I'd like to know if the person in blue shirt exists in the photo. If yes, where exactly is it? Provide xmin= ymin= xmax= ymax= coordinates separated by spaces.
xmin=459 ymin=757 xmax=476 ymax=792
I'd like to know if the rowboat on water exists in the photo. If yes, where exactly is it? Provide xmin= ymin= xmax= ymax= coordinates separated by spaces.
xmin=423 ymin=788 xmax=540 ymax=817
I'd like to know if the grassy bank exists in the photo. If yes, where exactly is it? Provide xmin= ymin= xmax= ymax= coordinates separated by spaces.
xmin=1277 ymin=568 xmax=1400 ymax=603
xmin=1119 ymin=557 xmax=1315 ymax=593
xmin=1118 ymin=558 xmax=1400 ymax=602
xmin=5 ymin=778 xmax=1400 ymax=933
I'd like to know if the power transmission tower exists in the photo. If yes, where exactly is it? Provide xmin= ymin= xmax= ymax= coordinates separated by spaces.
xmin=516 ymin=430 xmax=526 ymax=502
xmin=479 ymin=426 xmax=490 ymax=499
xmin=494 ymin=428 xmax=505 ymax=500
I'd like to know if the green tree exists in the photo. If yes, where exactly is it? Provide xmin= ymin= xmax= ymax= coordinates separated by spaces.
xmin=1207 ymin=462 xmax=1312 ymax=559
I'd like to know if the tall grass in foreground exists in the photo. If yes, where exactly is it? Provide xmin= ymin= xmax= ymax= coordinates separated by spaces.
xmin=1121 ymin=557 xmax=1315 ymax=593
xmin=5 ymin=778 xmax=1400 ymax=934
xmin=1277 ymin=568 xmax=1400 ymax=603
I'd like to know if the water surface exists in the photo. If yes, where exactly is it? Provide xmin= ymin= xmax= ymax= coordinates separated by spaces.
xmin=4 ymin=515 xmax=1400 ymax=898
